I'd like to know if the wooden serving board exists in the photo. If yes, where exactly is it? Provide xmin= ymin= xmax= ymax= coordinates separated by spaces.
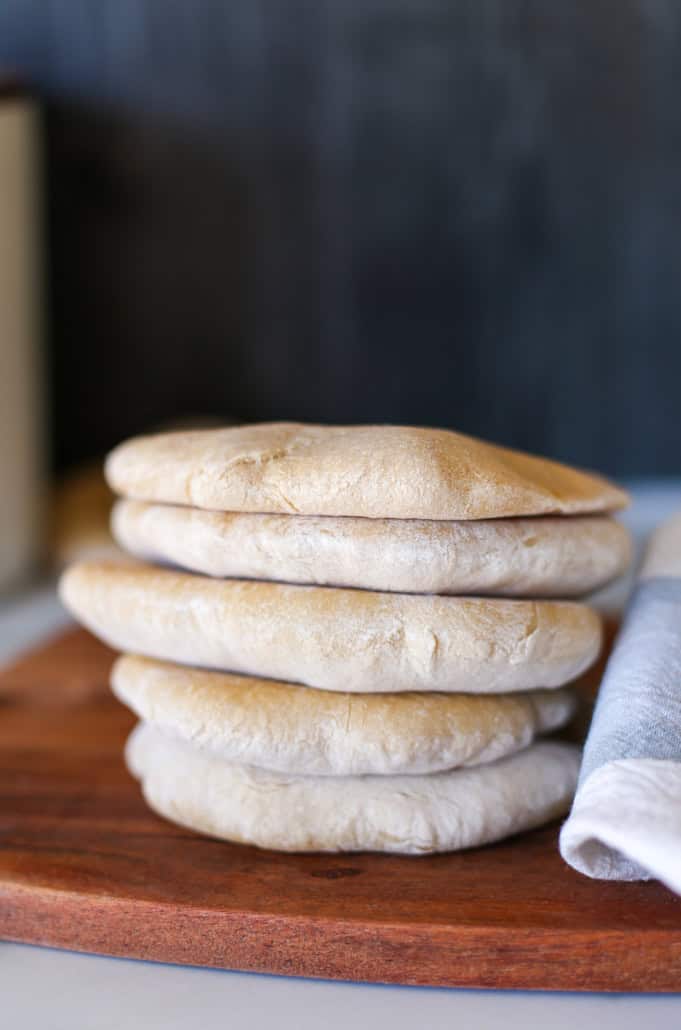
xmin=2 ymin=628 xmax=681 ymax=992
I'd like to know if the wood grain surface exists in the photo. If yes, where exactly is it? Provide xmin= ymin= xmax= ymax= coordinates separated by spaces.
xmin=1 ymin=627 xmax=681 ymax=991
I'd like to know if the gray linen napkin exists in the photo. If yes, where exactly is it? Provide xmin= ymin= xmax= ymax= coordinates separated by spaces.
xmin=560 ymin=512 xmax=681 ymax=893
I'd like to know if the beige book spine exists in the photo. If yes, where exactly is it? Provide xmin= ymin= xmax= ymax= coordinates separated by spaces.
xmin=0 ymin=89 xmax=45 ymax=589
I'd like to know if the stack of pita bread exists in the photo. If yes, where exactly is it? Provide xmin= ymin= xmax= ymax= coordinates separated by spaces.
xmin=59 ymin=423 xmax=631 ymax=855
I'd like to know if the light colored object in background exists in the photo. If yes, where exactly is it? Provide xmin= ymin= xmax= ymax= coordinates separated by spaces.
xmin=52 ymin=462 xmax=121 ymax=567
xmin=560 ymin=511 xmax=681 ymax=894
xmin=105 ymin=422 xmax=629 ymax=521
xmin=112 ymin=500 xmax=631 ymax=597
xmin=127 ymin=722 xmax=581 ymax=854
xmin=112 ymin=654 xmax=577 ymax=776
xmin=60 ymin=560 xmax=603 ymax=694
xmin=0 ymin=92 xmax=44 ymax=590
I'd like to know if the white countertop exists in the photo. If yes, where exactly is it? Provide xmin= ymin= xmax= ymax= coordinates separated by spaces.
xmin=3 ymin=479 xmax=681 ymax=1027
xmin=3 ymin=941 xmax=681 ymax=1030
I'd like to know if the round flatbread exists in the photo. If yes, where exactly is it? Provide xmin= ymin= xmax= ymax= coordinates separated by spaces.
xmin=126 ymin=723 xmax=581 ymax=854
xmin=105 ymin=422 xmax=628 ymax=521
xmin=60 ymin=560 xmax=602 ymax=694
xmin=112 ymin=501 xmax=631 ymax=598
xmin=112 ymin=654 xmax=577 ymax=776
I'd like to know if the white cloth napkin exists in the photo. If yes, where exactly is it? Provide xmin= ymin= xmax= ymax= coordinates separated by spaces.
xmin=560 ymin=513 xmax=681 ymax=893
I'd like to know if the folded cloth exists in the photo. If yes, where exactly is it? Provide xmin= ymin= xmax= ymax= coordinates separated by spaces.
xmin=560 ymin=513 xmax=681 ymax=893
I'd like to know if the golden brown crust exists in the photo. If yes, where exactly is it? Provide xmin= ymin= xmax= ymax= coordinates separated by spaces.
xmin=105 ymin=423 xmax=628 ymax=521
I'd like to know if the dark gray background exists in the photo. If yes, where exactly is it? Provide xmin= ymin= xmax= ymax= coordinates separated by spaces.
xmin=1 ymin=1 xmax=680 ymax=475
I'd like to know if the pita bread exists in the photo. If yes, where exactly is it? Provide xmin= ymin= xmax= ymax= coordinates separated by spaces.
xmin=105 ymin=423 xmax=628 ymax=521
xmin=112 ymin=654 xmax=577 ymax=776
xmin=126 ymin=723 xmax=581 ymax=854
xmin=112 ymin=500 xmax=631 ymax=598
xmin=60 ymin=560 xmax=602 ymax=693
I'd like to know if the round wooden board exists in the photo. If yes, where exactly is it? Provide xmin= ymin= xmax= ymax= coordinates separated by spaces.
xmin=1 ymin=628 xmax=681 ymax=991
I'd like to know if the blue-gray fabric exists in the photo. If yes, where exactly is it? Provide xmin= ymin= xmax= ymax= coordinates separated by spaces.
xmin=579 ymin=577 xmax=681 ymax=785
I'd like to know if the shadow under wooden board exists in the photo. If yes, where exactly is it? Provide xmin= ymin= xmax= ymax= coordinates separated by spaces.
xmin=1 ymin=627 xmax=680 ymax=992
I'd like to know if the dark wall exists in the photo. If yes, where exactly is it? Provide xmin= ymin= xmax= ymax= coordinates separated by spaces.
xmin=1 ymin=2 xmax=680 ymax=475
